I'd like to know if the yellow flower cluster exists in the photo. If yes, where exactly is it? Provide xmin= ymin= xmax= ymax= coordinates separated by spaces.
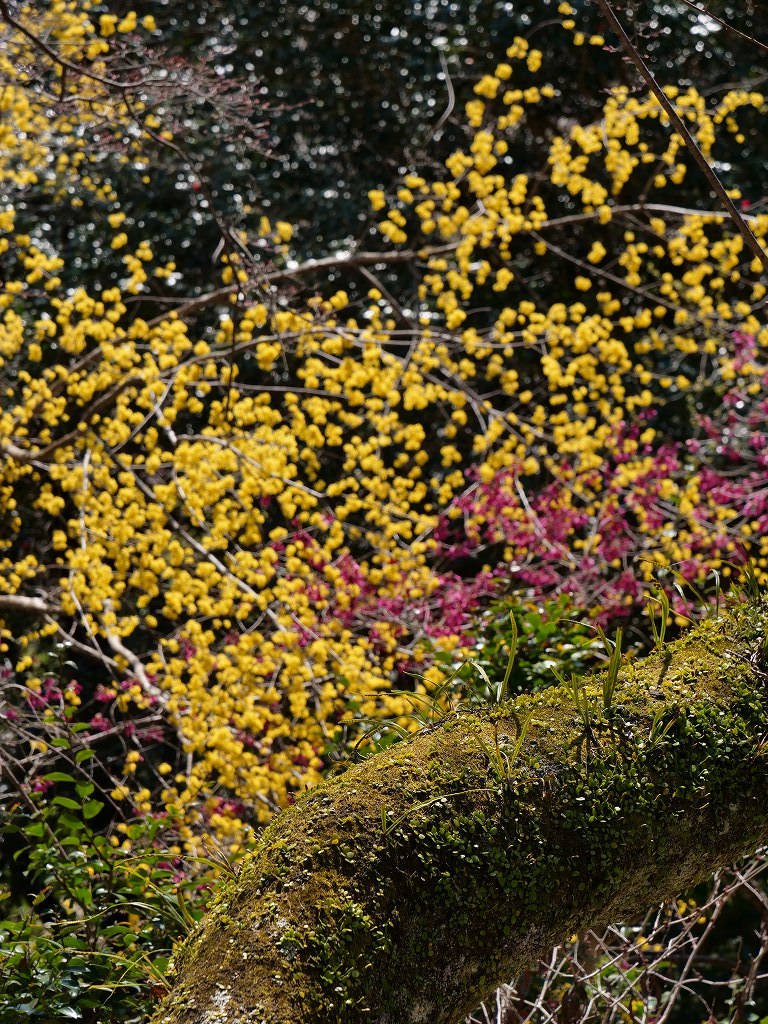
xmin=2 ymin=4 xmax=768 ymax=840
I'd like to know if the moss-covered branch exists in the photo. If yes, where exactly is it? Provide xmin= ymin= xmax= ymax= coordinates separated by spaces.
xmin=152 ymin=604 xmax=768 ymax=1024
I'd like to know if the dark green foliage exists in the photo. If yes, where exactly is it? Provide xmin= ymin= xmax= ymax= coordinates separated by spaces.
xmin=467 ymin=596 xmax=600 ymax=699
xmin=0 ymin=779 xmax=215 ymax=1022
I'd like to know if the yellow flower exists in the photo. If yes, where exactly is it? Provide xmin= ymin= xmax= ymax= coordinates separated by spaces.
xmin=118 ymin=11 xmax=138 ymax=32
xmin=368 ymin=189 xmax=386 ymax=211
xmin=99 ymin=13 xmax=118 ymax=35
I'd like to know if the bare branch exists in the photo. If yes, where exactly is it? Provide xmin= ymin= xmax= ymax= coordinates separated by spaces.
xmin=675 ymin=0 xmax=768 ymax=57
xmin=144 ymin=202 xmax=760 ymax=326
xmin=146 ymin=244 xmax=459 ymax=323
xmin=101 ymin=599 xmax=169 ymax=709
xmin=0 ymin=594 xmax=52 ymax=615
xmin=594 ymin=0 xmax=768 ymax=277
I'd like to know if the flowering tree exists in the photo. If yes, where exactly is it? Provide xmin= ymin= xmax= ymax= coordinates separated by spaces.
xmin=2 ymin=0 xmax=768 ymax=1020
xmin=2 ymin=0 xmax=768 ymax=821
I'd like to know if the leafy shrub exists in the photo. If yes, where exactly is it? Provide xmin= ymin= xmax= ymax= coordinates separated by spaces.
xmin=0 ymin=785 xmax=219 ymax=1023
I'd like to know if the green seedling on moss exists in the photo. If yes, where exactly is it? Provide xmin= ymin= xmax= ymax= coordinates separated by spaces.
xmin=712 ymin=568 xmax=721 ymax=618
xmin=648 ymin=707 xmax=679 ymax=748
xmin=649 ymin=585 xmax=670 ymax=649
xmin=386 ymin=689 xmax=450 ymax=726
xmin=402 ymin=657 xmax=476 ymax=721
xmin=759 ymin=628 xmax=768 ymax=666
xmin=473 ymin=726 xmax=507 ymax=784
xmin=509 ymin=710 xmax=532 ymax=765
xmin=595 ymin=624 xmax=623 ymax=714
xmin=498 ymin=612 xmax=518 ymax=705
xmin=552 ymin=665 xmax=592 ymax=734
xmin=338 ymin=717 xmax=412 ymax=764
xmin=742 ymin=557 xmax=762 ymax=603
xmin=470 ymin=659 xmax=494 ymax=698
xmin=669 ymin=568 xmax=706 ymax=612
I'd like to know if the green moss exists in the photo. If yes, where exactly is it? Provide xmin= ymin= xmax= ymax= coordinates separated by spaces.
xmin=154 ymin=602 xmax=768 ymax=1024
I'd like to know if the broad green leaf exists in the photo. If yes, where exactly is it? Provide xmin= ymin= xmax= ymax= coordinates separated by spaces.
xmin=52 ymin=796 xmax=81 ymax=811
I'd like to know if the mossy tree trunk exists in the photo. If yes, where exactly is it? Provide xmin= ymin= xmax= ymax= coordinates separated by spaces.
xmin=152 ymin=604 xmax=768 ymax=1024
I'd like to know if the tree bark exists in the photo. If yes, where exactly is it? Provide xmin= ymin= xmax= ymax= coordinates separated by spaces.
xmin=152 ymin=602 xmax=768 ymax=1024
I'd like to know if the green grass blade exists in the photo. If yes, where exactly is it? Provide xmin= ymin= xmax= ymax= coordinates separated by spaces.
xmin=498 ymin=612 xmax=519 ymax=705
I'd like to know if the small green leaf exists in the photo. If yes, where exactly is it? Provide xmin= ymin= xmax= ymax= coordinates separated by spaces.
xmin=52 ymin=796 xmax=81 ymax=810
xmin=59 ymin=813 xmax=84 ymax=832
xmin=42 ymin=772 xmax=76 ymax=783
xmin=82 ymin=800 xmax=104 ymax=820
xmin=73 ymin=887 xmax=93 ymax=908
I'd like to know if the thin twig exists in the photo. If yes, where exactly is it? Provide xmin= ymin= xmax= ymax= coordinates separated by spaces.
xmin=145 ymin=244 xmax=459 ymax=323
xmin=675 ymin=0 xmax=768 ymax=57
xmin=594 ymin=0 xmax=768 ymax=277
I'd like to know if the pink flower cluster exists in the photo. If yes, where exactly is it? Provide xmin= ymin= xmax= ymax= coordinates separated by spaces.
xmin=320 ymin=333 xmax=767 ymax=649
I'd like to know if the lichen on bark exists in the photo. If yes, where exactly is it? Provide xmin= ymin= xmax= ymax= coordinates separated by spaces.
xmin=152 ymin=601 xmax=768 ymax=1024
